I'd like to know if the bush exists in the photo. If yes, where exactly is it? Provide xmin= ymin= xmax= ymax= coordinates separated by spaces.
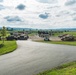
xmin=0 ymin=44 xmax=4 ymax=48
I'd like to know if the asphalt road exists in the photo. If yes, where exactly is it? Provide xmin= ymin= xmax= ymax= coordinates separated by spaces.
xmin=0 ymin=40 xmax=76 ymax=75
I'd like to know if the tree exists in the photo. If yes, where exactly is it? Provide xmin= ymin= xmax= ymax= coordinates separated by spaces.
xmin=11 ymin=28 xmax=13 ymax=31
xmin=1 ymin=26 xmax=6 ymax=43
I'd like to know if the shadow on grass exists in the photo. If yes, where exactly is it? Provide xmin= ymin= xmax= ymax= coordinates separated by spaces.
xmin=0 ymin=44 xmax=4 ymax=48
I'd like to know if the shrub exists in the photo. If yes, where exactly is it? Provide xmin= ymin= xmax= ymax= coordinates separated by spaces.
xmin=0 ymin=44 xmax=4 ymax=48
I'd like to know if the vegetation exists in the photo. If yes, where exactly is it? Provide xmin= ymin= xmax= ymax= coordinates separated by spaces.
xmin=1 ymin=26 xmax=6 ymax=43
xmin=54 ymin=31 xmax=76 ymax=37
xmin=63 ymin=31 xmax=76 ymax=36
xmin=28 ymin=32 xmax=37 ymax=36
xmin=0 ymin=41 xmax=17 ymax=55
xmin=36 ymin=40 xmax=76 ymax=46
xmin=37 ymin=61 xmax=76 ymax=75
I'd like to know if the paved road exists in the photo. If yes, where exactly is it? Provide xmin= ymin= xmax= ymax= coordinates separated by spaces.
xmin=0 ymin=40 xmax=76 ymax=75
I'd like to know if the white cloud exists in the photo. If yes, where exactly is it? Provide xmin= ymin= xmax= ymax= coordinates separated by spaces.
xmin=0 ymin=0 xmax=76 ymax=29
xmin=65 ymin=0 xmax=76 ymax=6
xmin=64 ymin=0 xmax=76 ymax=11
xmin=0 ymin=5 xmax=5 ymax=10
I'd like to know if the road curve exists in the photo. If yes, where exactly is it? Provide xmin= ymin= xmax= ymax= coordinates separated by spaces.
xmin=0 ymin=40 xmax=76 ymax=75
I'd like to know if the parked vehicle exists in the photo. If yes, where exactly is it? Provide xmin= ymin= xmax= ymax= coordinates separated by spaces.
xmin=58 ymin=34 xmax=68 ymax=38
xmin=6 ymin=35 xmax=15 ymax=40
xmin=6 ymin=35 xmax=29 ymax=40
xmin=19 ymin=35 xmax=28 ymax=40
xmin=61 ymin=35 xmax=74 ymax=41
xmin=44 ymin=37 xmax=50 ymax=41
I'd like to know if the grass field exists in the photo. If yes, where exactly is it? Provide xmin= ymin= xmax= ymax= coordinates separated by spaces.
xmin=54 ymin=31 xmax=76 ymax=37
xmin=37 ymin=61 xmax=76 ymax=75
xmin=29 ymin=32 xmax=37 ymax=36
xmin=63 ymin=32 xmax=76 ymax=36
xmin=0 ymin=41 xmax=17 ymax=55
xmin=36 ymin=40 xmax=76 ymax=46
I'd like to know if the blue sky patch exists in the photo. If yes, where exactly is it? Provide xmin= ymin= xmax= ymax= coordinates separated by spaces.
xmin=39 ymin=13 xmax=49 ymax=19
xmin=4 ymin=16 xmax=22 ymax=22
xmin=16 ymin=4 xmax=26 ymax=10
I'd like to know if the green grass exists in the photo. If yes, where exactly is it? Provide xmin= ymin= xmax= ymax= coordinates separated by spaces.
xmin=63 ymin=32 xmax=76 ymax=36
xmin=28 ymin=33 xmax=37 ymax=36
xmin=37 ymin=62 xmax=76 ymax=75
xmin=54 ymin=31 xmax=76 ymax=37
xmin=36 ymin=40 xmax=76 ymax=46
xmin=0 ymin=41 xmax=17 ymax=55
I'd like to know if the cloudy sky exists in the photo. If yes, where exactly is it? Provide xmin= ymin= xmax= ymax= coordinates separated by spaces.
xmin=0 ymin=0 xmax=76 ymax=29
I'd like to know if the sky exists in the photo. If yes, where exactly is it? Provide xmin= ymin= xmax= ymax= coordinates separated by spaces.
xmin=0 ymin=0 xmax=76 ymax=29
